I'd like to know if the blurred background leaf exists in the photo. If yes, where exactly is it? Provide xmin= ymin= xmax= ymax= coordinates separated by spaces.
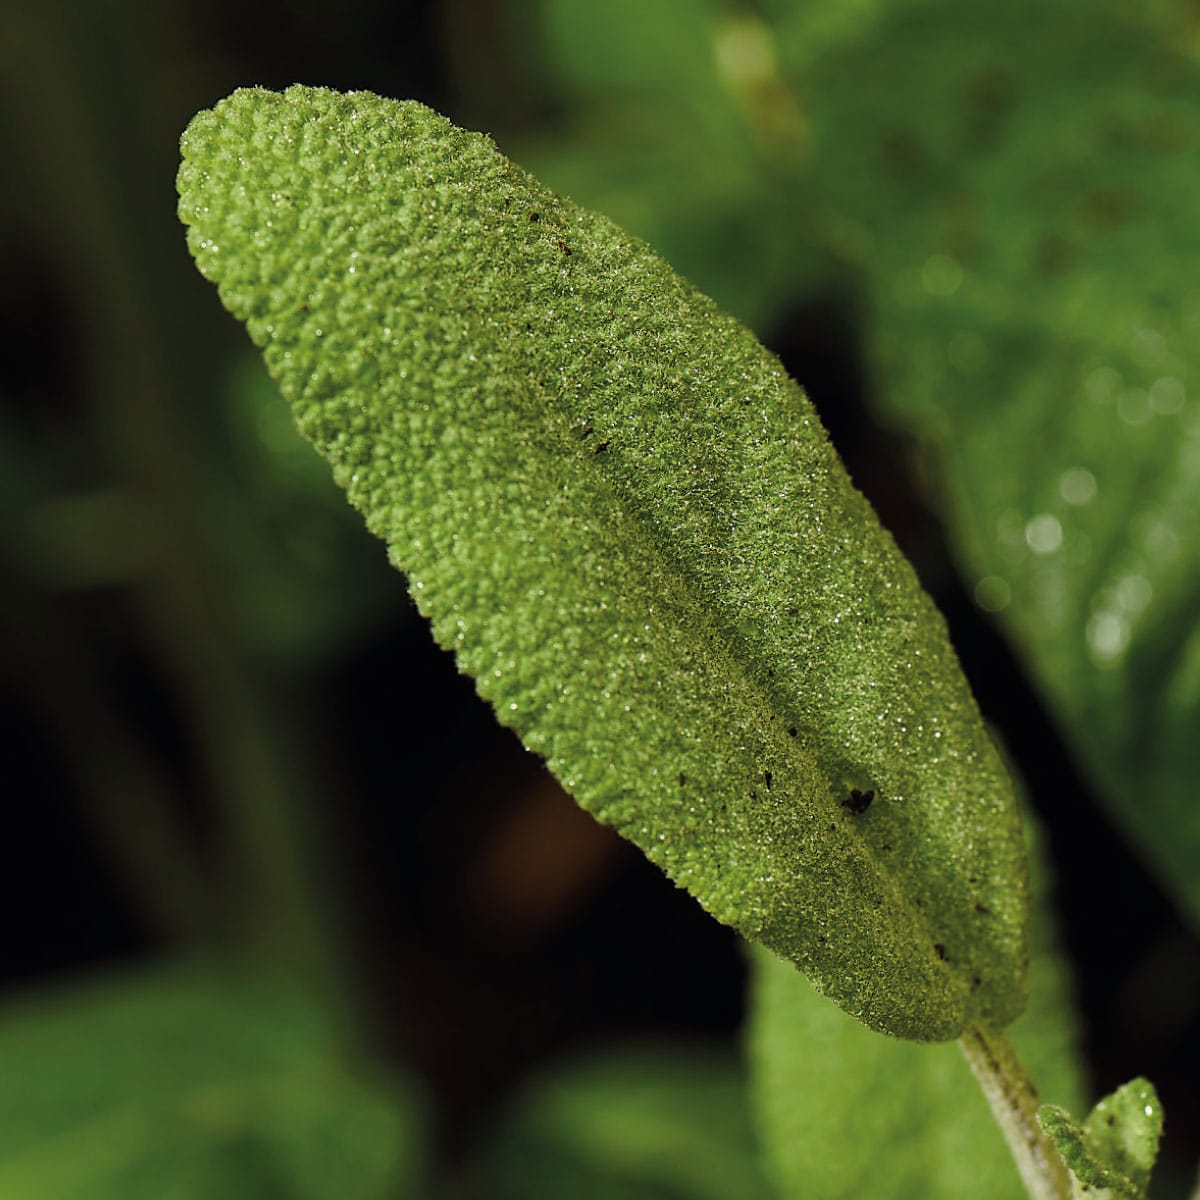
xmin=444 ymin=1042 xmax=775 ymax=1200
xmin=0 ymin=963 xmax=424 ymax=1198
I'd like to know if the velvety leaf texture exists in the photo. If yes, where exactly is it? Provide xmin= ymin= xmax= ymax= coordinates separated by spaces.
xmin=524 ymin=0 xmax=1200 ymax=928
xmin=786 ymin=1 xmax=1200 ymax=925
xmin=750 ymin=815 xmax=1085 ymax=1199
xmin=1039 ymin=1078 xmax=1163 ymax=1199
xmin=177 ymin=85 xmax=1027 ymax=1040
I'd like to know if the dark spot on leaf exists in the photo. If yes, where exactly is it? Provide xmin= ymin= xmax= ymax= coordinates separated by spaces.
xmin=763 ymin=770 xmax=772 ymax=789
xmin=967 ymin=877 xmax=978 ymax=884
xmin=972 ymin=977 xmax=981 ymax=989
xmin=750 ymin=791 xmax=757 ymax=801
xmin=556 ymin=238 xmax=572 ymax=255
xmin=678 ymin=773 xmax=686 ymax=786
xmin=1106 ymin=1115 xmax=1116 ymax=1127
xmin=594 ymin=441 xmax=609 ymax=454
xmin=934 ymin=943 xmax=947 ymax=961
xmin=529 ymin=211 xmax=539 ymax=221
xmin=841 ymin=788 xmax=874 ymax=815
xmin=787 ymin=726 xmax=797 ymax=737
xmin=882 ymin=843 xmax=892 ymax=852
xmin=975 ymin=903 xmax=991 ymax=914
xmin=817 ymin=935 xmax=827 ymax=944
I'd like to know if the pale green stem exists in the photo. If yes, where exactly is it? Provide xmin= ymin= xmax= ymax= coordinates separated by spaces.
xmin=958 ymin=1024 xmax=1072 ymax=1200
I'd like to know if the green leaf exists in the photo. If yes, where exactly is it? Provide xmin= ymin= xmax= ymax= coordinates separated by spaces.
xmin=526 ymin=1 xmax=823 ymax=329
xmin=177 ymin=85 xmax=1027 ymax=1041
xmin=451 ymin=1043 xmax=776 ymax=1200
xmin=750 ymin=813 xmax=1086 ymax=1199
xmin=524 ymin=0 xmax=1200 ymax=928
xmin=0 ymin=963 xmax=424 ymax=1199
xmin=1039 ymin=1078 xmax=1164 ymax=1199
xmin=790 ymin=0 xmax=1200 ymax=925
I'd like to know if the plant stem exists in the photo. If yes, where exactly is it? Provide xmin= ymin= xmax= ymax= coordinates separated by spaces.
xmin=958 ymin=1024 xmax=1072 ymax=1200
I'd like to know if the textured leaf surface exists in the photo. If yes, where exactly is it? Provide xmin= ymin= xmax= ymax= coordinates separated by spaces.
xmin=178 ymin=85 xmax=1027 ymax=1040
xmin=0 ymin=964 xmax=423 ymax=1199
xmin=524 ymin=0 xmax=1200 ymax=928
xmin=750 ymin=816 xmax=1084 ymax=1199
xmin=524 ymin=0 xmax=822 ymax=329
xmin=793 ymin=0 xmax=1200 ymax=927
xmin=1039 ymin=1078 xmax=1163 ymax=1199
xmin=450 ymin=1043 xmax=775 ymax=1200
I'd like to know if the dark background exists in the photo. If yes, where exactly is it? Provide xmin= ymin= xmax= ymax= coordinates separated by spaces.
xmin=1 ymin=0 xmax=1197 ymax=1191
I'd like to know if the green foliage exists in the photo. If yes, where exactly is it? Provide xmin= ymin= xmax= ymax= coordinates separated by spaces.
xmin=178 ymin=85 xmax=1028 ymax=1042
xmin=1039 ymin=1079 xmax=1164 ymax=1199
xmin=10 ymin=3 xmax=1200 ymax=1197
xmin=524 ymin=0 xmax=1200 ymax=928
xmin=449 ymin=1043 xmax=775 ymax=1200
xmin=0 ymin=964 xmax=424 ymax=1199
xmin=522 ymin=1 xmax=821 ymax=329
xmin=5 ymin=2 xmax=1198 ymax=1195
xmin=793 ymin=0 xmax=1200 ymax=929
xmin=749 ymin=817 xmax=1086 ymax=1199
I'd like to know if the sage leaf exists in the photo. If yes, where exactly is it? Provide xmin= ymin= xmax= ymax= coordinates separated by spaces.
xmin=780 ymin=1 xmax=1200 ymax=926
xmin=1038 ymin=1078 xmax=1164 ymax=1200
xmin=750 ymin=813 xmax=1085 ymax=1199
xmin=177 ymin=85 xmax=1027 ymax=1040
xmin=525 ymin=0 xmax=1200 ymax=929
